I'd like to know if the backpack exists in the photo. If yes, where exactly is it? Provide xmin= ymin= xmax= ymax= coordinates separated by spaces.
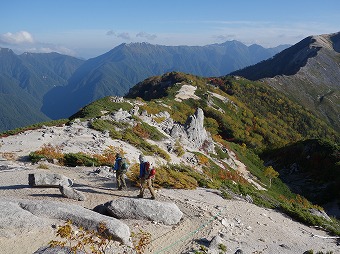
xmin=121 ymin=158 xmax=129 ymax=172
xmin=144 ymin=161 xmax=156 ymax=178
xmin=149 ymin=168 xmax=156 ymax=178
xmin=117 ymin=157 xmax=128 ymax=173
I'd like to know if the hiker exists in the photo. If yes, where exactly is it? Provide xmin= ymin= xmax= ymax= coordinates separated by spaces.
xmin=137 ymin=154 xmax=156 ymax=199
xmin=113 ymin=153 xmax=127 ymax=190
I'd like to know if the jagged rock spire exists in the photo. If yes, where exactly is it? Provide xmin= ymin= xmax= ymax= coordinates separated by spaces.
xmin=169 ymin=108 xmax=214 ymax=152
xmin=185 ymin=108 xmax=208 ymax=149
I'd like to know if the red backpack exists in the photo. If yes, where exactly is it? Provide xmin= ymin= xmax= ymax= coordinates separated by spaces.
xmin=145 ymin=161 xmax=156 ymax=178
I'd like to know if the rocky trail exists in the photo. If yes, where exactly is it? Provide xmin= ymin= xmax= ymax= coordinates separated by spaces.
xmin=0 ymin=161 xmax=339 ymax=254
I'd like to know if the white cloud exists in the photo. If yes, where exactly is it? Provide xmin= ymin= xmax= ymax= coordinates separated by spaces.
xmin=136 ymin=32 xmax=157 ymax=40
xmin=0 ymin=31 xmax=34 ymax=45
xmin=117 ymin=32 xmax=131 ymax=40
xmin=106 ymin=30 xmax=115 ymax=36
xmin=207 ymin=20 xmax=339 ymax=47
xmin=26 ymin=45 xmax=76 ymax=56
xmin=214 ymin=34 xmax=236 ymax=41
xmin=106 ymin=30 xmax=131 ymax=40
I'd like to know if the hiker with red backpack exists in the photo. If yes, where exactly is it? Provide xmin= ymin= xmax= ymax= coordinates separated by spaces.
xmin=137 ymin=154 xmax=156 ymax=199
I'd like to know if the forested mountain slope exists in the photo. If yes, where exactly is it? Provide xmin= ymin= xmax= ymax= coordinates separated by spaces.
xmin=231 ymin=32 xmax=340 ymax=132
xmin=0 ymin=48 xmax=84 ymax=131
xmin=41 ymin=41 xmax=288 ymax=119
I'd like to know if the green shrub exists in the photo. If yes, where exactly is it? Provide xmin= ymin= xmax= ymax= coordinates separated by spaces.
xmin=140 ymin=121 xmax=166 ymax=141
xmin=123 ymin=129 xmax=142 ymax=146
xmin=279 ymin=200 xmax=340 ymax=236
xmin=123 ymin=129 xmax=170 ymax=161
xmin=169 ymin=101 xmax=195 ymax=124
xmin=90 ymin=119 xmax=123 ymax=139
xmin=90 ymin=118 xmax=170 ymax=161
xmin=70 ymin=96 xmax=133 ymax=120
xmin=127 ymin=163 xmax=198 ymax=189
xmin=28 ymin=143 xmax=64 ymax=164
xmin=173 ymin=139 xmax=185 ymax=157
xmin=218 ymin=243 xmax=227 ymax=252
xmin=37 ymin=163 xmax=49 ymax=169
xmin=29 ymin=152 xmax=46 ymax=163
xmin=49 ymin=220 xmax=113 ymax=253
xmin=214 ymin=146 xmax=229 ymax=160
xmin=204 ymin=117 xmax=219 ymax=135
xmin=221 ymin=190 xmax=233 ymax=200
xmin=131 ymin=120 xmax=166 ymax=141
xmin=154 ymin=165 xmax=198 ymax=189
xmin=64 ymin=153 xmax=99 ymax=167
xmin=148 ymin=145 xmax=171 ymax=161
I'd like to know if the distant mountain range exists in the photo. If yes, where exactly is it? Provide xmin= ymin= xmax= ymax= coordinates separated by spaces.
xmin=2 ymin=32 xmax=340 ymax=133
xmin=231 ymin=32 xmax=340 ymax=132
xmin=0 ymin=48 xmax=84 ymax=131
xmin=41 ymin=41 xmax=289 ymax=120
xmin=0 ymin=41 xmax=289 ymax=131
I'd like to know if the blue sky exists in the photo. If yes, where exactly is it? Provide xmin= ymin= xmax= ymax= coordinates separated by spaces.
xmin=1 ymin=0 xmax=339 ymax=59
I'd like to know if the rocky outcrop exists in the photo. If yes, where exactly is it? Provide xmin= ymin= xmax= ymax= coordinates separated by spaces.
xmin=111 ymin=108 xmax=132 ymax=122
xmin=102 ymin=197 xmax=183 ymax=225
xmin=59 ymin=185 xmax=86 ymax=201
xmin=168 ymin=108 xmax=214 ymax=152
xmin=28 ymin=173 xmax=86 ymax=201
xmin=208 ymin=235 xmax=228 ymax=254
xmin=155 ymin=111 xmax=173 ymax=135
xmin=0 ymin=198 xmax=131 ymax=245
xmin=28 ymin=173 xmax=73 ymax=187
xmin=100 ymin=106 xmax=215 ymax=154
xmin=0 ymin=163 xmax=27 ymax=172
xmin=309 ymin=208 xmax=332 ymax=221
xmin=0 ymin=199 xmax=51 ymax=237
xmin=184 ymin=108 xmax=208 ymax=149
xmin=88 ymin=167 xmax=113 ymax=178
xmin=169 ymin=124 xmax=187 ymax=140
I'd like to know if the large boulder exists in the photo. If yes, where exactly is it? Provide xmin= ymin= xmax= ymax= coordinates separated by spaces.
xmin=59 ymin=185 xmax=86 ymax=201
xmin=104 ymin=197 xmax=183 ymax=225
xmin=28 ymin=173 xmax=73 ymax=187
xmin=0 ymin=199 xmax=51 ymax=237
xmin=0 ymin=198 xmax=131 ymax=245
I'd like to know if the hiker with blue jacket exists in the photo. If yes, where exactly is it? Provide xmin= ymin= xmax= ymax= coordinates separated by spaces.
xmin=113 ymin=153 xmax=127 ymax=190
xmin=137 ymin=154 xmax=156 ymax=199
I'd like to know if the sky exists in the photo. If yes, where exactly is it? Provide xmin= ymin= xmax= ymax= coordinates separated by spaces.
xmin=1 ymin=0 xmax=340 ymax=59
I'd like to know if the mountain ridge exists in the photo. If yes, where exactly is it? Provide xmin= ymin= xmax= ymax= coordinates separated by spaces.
xmin=231 ymin=32 xmax=340 ymax=132
xmin=41 ymin=41 xmax=288 ymax=120
xmin=0 ymin=48 xmax=84 ymax=131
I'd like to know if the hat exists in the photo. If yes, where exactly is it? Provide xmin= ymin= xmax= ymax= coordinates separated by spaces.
xmin=139 ymin=154 xmax=146 ymax=163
